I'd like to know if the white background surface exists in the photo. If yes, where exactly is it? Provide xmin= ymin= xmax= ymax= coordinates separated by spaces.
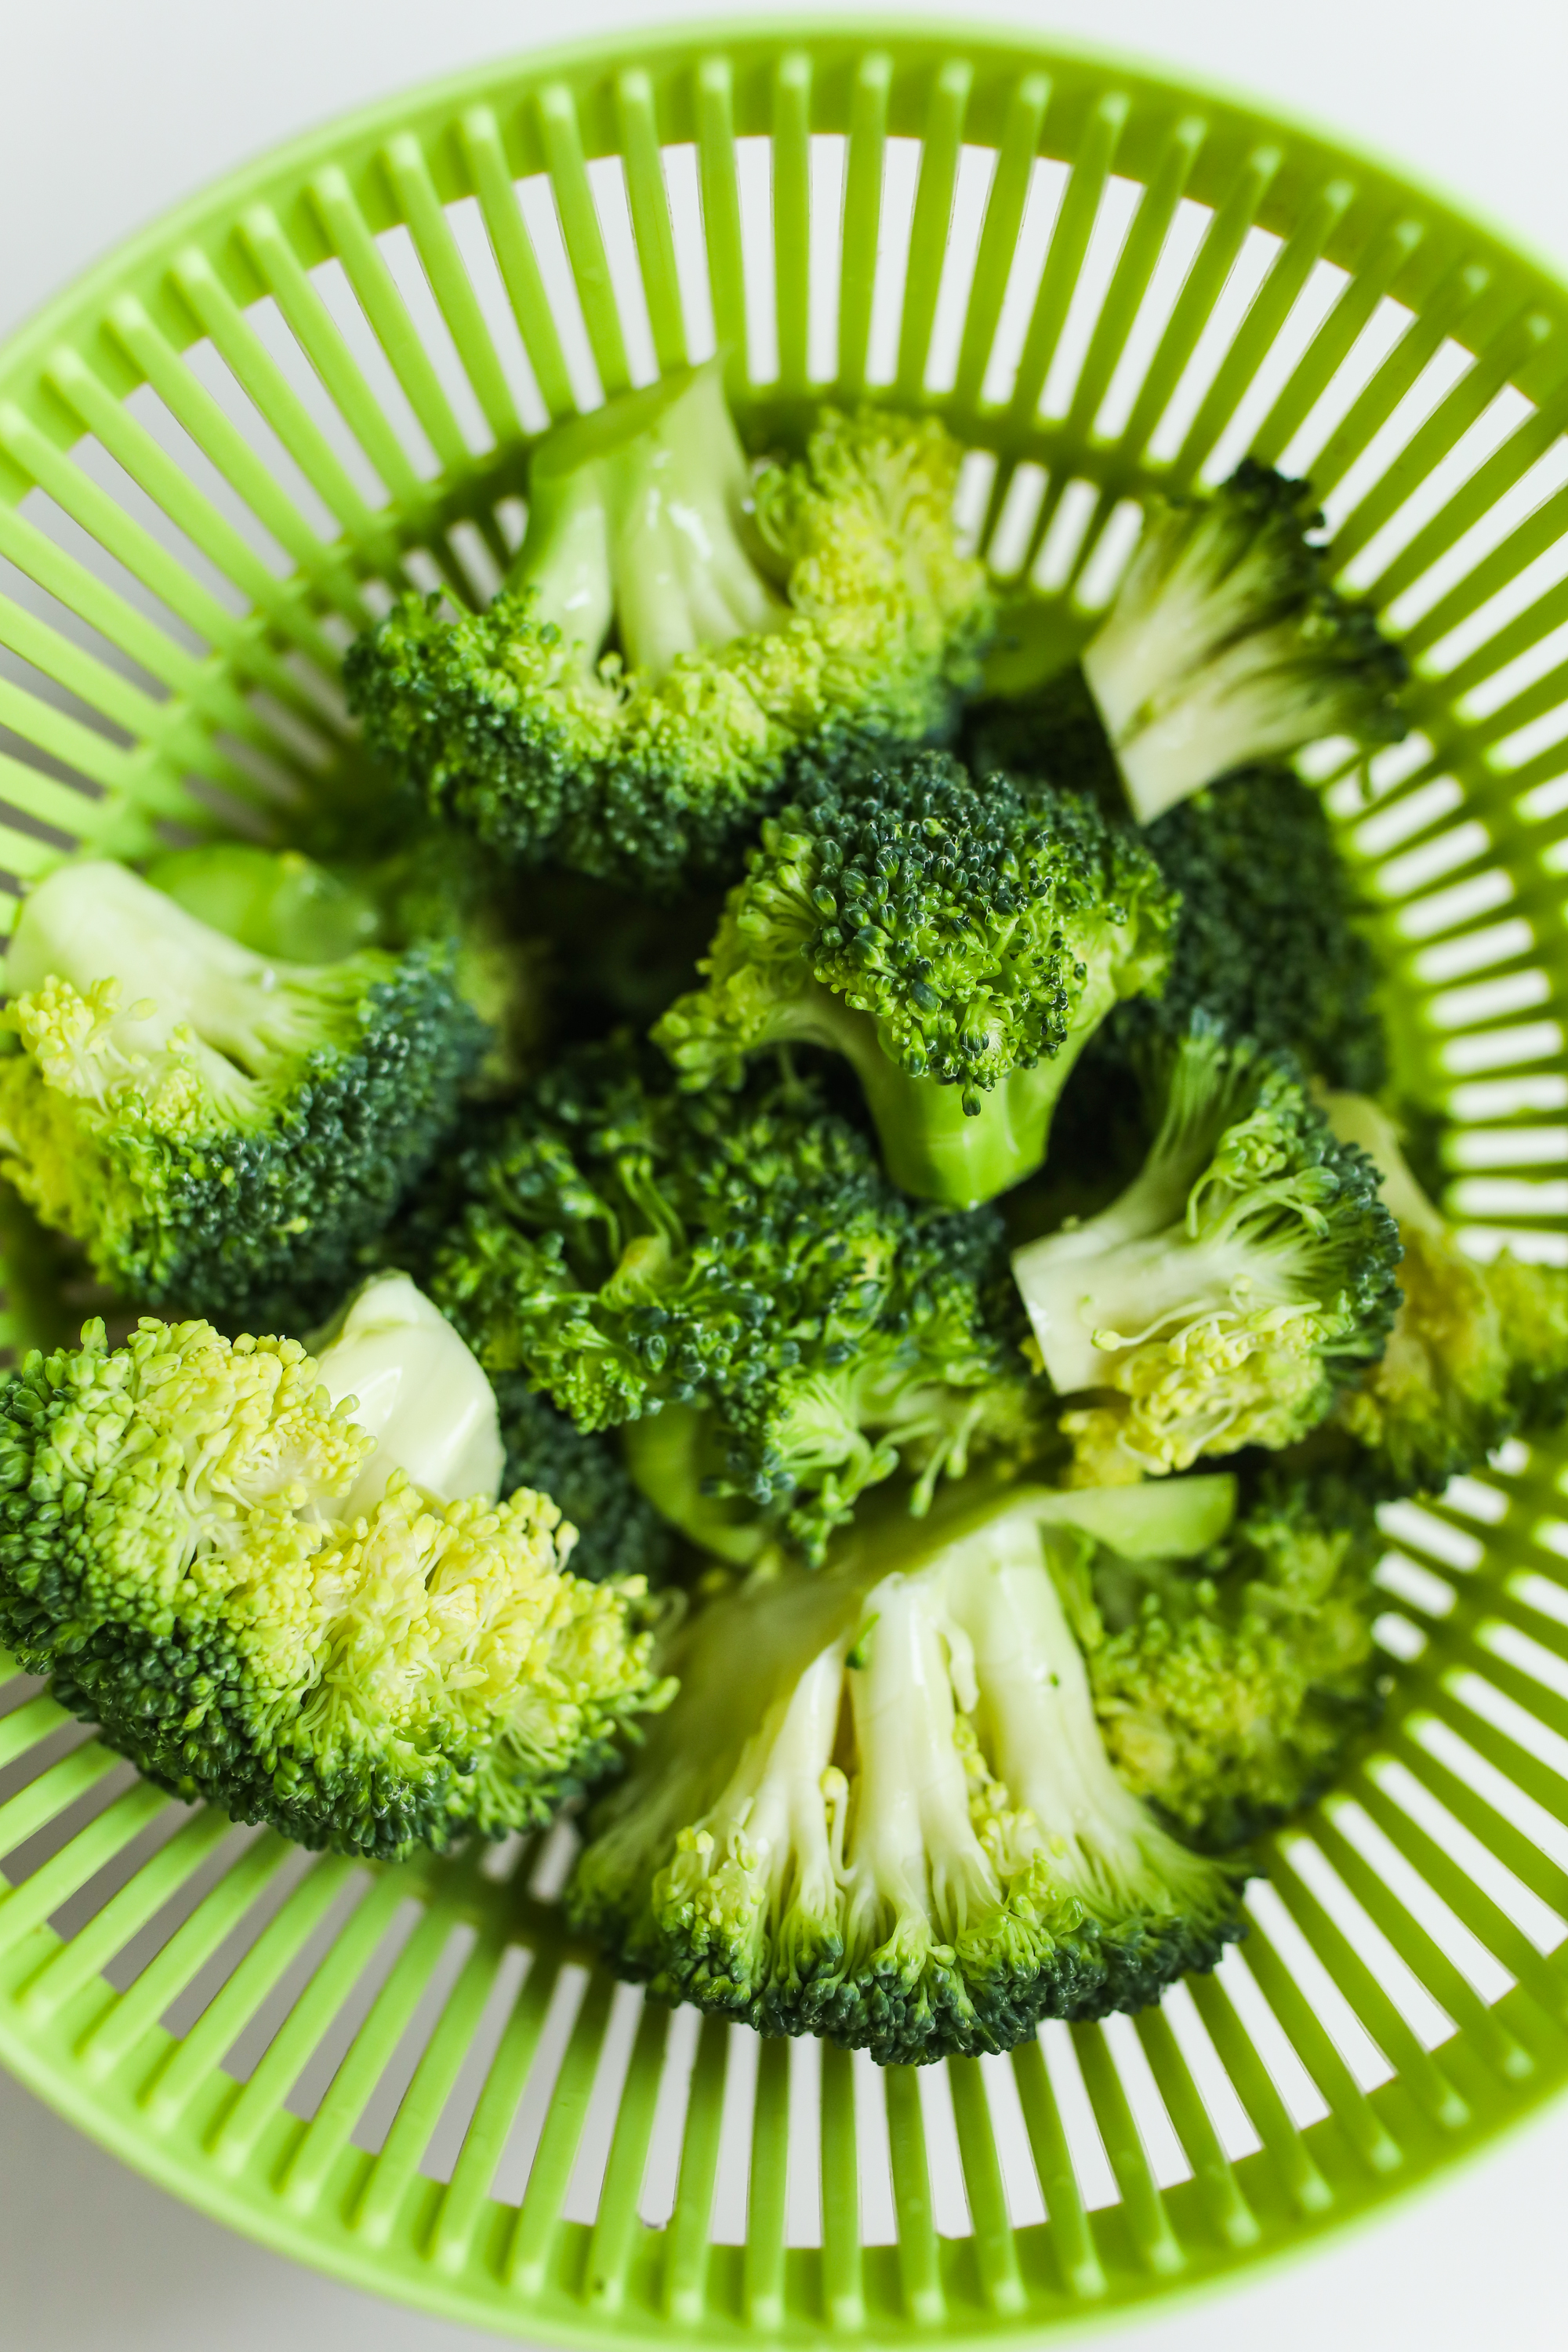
xmin=3 ymin=1 xmax=1568 ymax=2345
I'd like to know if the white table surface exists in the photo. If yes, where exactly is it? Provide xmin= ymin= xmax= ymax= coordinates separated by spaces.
xmin=3 ymin=1 xmax=1568 ymax=2345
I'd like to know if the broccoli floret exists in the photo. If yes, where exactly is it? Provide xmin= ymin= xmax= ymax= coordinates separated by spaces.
xmin=653 ymin=750 xmax=1177 ymax=1207
xmin=565 ymin=1475 xmax=1243 ymax=2063
xmin=1322 ymin=1093 xmax=1568 ymax=1490
xmin=979 ymin=464 xmax=1406 ymax=826
xmin=1012 ymin=1021 xmax=1402 ymax=1482
xmin=146 ymin=837 xmax=545 ymax=1098
xmin=0 ymin=860 xmax=485 ymax=1329
xmin=492 ymin=1377 xmax=676 ymax=1587
xmin=414 ymin=1043 xmax=1042 ymax=1567
xmin=344 ymin=366 xmax=995 ymax=891
xmin=1080 ymin=1468 xmax=1383 ymax=1850
xmin=0 ymin=1287 xmax=668 ymax=1860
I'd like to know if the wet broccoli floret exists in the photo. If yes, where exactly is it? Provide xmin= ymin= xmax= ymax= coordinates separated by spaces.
xmin=1077 ymin=1467 xmax=1384 ymax=1850
xmin=0 ymin=859 xmax=485 ymax=1329
xmin=654 ymin=749 xmax=1176 ymax=1207
xmin=344 ymin=366 xmax=995 ymax=891
xmin=565 ymin=1474 xmax=1243 ymax=2063
xmin=0 ymin=1280 xmax=668 ymax=1860
xmin=1323 ymin=1093 xmax=1568 ymax=1491
xmin=413 ymin=1042 xmax=1043 ymax=1568
xmin=1012 ymin=1020 xmax=1403 ymax=1482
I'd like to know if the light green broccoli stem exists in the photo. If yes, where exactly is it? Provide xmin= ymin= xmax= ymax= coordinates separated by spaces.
xmin=310 ymin=1274 xmax=505 ymax=1519
xmin=513 ymin=362 xmax=788 ymax=686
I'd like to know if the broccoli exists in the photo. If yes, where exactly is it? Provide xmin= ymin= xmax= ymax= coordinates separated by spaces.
xmin=344 ymin=365 xmax=995 ymax=891
xmin=0 ymin=859 xmax=485 ymax=1329
xmin=1322 ymin=1093 xmax=1568 ymax=1491
xmin=0 ymin=1283 xmax=668 ymax=1860
xmin=975 ymin=463 xmax=1407 ymax=826
xmin=414 ymin=1042 xmax=1042 ymax=1568
xmin=564 ymin=1474 xmax=1244 ymax=2064
xmin=1011 ymin=1021 xmax=1403 ymax=1483
xmin=653 ymin=749 xmax=1177 ymax=1207
xmin=145 ymin=837 xmax=545 ymax=1098
xmin=492 ymin=1377 xmax=677 ymax=1587
xmin=1077 ymin=1468 xmax=1384 ymax=1851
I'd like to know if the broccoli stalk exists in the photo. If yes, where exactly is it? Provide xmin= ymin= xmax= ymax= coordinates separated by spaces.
xmin=0 ymin=859 xmax=484 ymax=1327
xmin=345 ymin=367 xmax=996 ymax=889
xmin=0 ymin=1289 xmax=668 ymax=1860
xmin=1012 ymin=1022 xmax=1402 ymax=1481
xmin=416 ymin=1042 xmax=1043 ymax=1566
xmin=565 ymin=1475 xmax=1243 ymax=2063
xmin=655 ymin=750 xmax=1177 ymax=1206
xmin=980 ymin=465 xmax=1407 ymax=826
xmin=1323 ymin=1092 xmax=1568 ymax=1490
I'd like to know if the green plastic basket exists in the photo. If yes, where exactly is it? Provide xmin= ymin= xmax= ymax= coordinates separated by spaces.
xmin=5 ymin=18 xmax=1568 ymax=2341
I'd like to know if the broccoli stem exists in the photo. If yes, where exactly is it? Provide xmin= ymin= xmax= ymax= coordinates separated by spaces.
xmin=514 ymin=363 xmax=788 ymax=684
xmin=620 ymin=1403 xmax=774 ymax=1566
xmin=310 ymin=1274 xmax=505 ymax=1519
xmin=747 ymin=975 xmax=1114 ymax=1208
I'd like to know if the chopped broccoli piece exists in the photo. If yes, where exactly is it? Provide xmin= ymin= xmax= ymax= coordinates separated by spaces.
xmin=492 ymin=1377 xmax=677 ymax=1587
xmin=1081 ymin=1468 xmax=1384 ymax=1850
xmin=147 ymin=837 xmax=545 ymax=1098
xmin=344 ymin=366 xmax=996 ymax=890
xmin=0 ymin=859 xmax=485 ymax=1329
xmin=984 ymin=464 xmax=1406 ymax=826
xmin=653 ymin=749 xmax=1177 ymax=1207
xmin=0 ymin=1298 xmax=668 ymax=1860
xmin=413 ymin=1042 xmax=1042 ymax=1566
xmin=1323 ymin=1092 xmax=1568 ymax=1490
xmin=565 ymin=1475 xmax=1244 ymax=2063
xmin=1012 ymin=1021 xmax=1402 ymax=1481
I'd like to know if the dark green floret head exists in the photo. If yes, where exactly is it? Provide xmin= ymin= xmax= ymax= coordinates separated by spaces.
xmin=0 ymin=858 xmax=485 ymax=1330
xmin=564 ymin=1476 xmax=1245 ymax=2063
xmin=1081 ymin=462 xmax=1409 ymax=823
xmin=653 ymin=748 xmax=1178 ymax=1207
xmin=1012 ymin=1018 xmax=1403 ymax=1483
xmin=0 ymin=1305 xmax=669 ymax=1860
xmin=1079 ymin=1465 xmax=1384 ymax=1850
xmin=418 ymin=1041 xmax=1042 ymax=1567
xmin=1324 ymin=1092 xmax=1568 ymax=1491
xmin=343 ymin=365 xmax=996 ymax=891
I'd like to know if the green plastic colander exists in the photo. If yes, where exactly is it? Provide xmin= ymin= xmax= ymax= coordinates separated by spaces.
xmin=4 ymin=19 xmax=1568 ymax=2341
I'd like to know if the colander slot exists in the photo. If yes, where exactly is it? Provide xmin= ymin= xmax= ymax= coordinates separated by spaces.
xmin=525 ymin=1807 xmax=582 ymax=1905
xmin=0 ymin=1743 xmax=139 ymax=1908
xmin=164 ymin=332 xmax=355 ymax=586
xmin=1189 ymin=227 xmax=1352 ymax=489
xmin=1370 ymin=1750 xmax=1566 ymax=1955
xmin=349 ymin=1915 xmax=480 ymax=2154
xmin=491 ymin=1955 xmax=593 ymax=2204
xmin=510 ymin=171 xmax=605 ymax=416
xmin=795 ymin=132 xmax=843 ymax=390
xmin=1243 ymin=1875 xmax=1396 ymax=2092
xmin=654 ymin=144 xmax=719 ymax=372
xmin=1036 ymin=172 xmax=1141 ymax=426
xmin=1341 ymin=374 xmax=1539 ymax=601
xmin=977 ymin=153 xmax=1069 ymax=412
xmin=636 ymin=1997 xmax=701 ymax=2228
xmin=984 ymin=459 xmax=1047 ymax=579
xmin=151 ymin=1838 xmax=334 ymax=2041
xmin=1036 ymin=2018 xmax=1118 ymax=2211
xmin=1029 ymin=474 xmax=1098 ymax=592
xmin=1413 ymin=916 xmax=1535 ymax=986
xmin=1155 ymin=1980 xmax=1262 ymax=2164
xmin=418 ymin=1936 xmax=532 ymax=2183
xmin=1073 ymin=496 xmax=1145 ymax=612
xmin=971 ymin=2048 xmax=1046 ymax=2227
xmin=1092 ymin=191 xmax=1214 ymax=448
xmin=849 ymin=2042 xmax=897 ymax=2241
xmin=1098 ymin=2012 xmax=1192 ymax=2191
xmin=950 ymin=445 xmax=995 ymax=560
xmin=1375 ymin=1548 xmax=1461 ymax=1624
xmin=561 ymin=1976 xmax=649 ymax=2223
xmin=1207 ymin=1943 xmax=1330 ymax=2131
xmin=706 ymin=2019 xmax=760 ymax=2244
xmin=579 ymin=153 xmax=661 ymax=394
xmin=920 ymin=144 xmax=996 ymax=397
xmin=854 ymin=135 xmax=917 ymax=391
xmin=730 ymin=136 xmax=779 ymax=388
xmin=212 ymin=1864 xmax=385 ymax=2092
xmin=1373 ymin=816 xmax=1494 ymax=904
xmin=1327 ymin=1791 xmax=1515 ymax=2008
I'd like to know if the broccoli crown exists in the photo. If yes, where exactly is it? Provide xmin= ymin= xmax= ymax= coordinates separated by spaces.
xmin=1323 ymin=1093 xmax=1568 ymax=1491
xmin=1080 ymin=461 xmax=1408 ymax=823
xmin=0 ymin=860 xmax=485 ymax=1330
xmin=492 ymin=1376 xmax=677 ymax=1586
xmin=344 ymin=366 xmax=995 ymax=891
xmin=1013 ymin=1020 xmax=1403 ymax=1481
xmin=565 ymin=1478 xmax=1244 ymax=2064
xmin=1080 ymin=1468 xmax=1383 ymax=1850
xmin=416 ymin=1043 xmax=1038 ymax=1566
xmin=654 ymin=749 xmax=1176 ymax=1207
xmin=0 ymin=1315 xmax=666 ymax=1860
